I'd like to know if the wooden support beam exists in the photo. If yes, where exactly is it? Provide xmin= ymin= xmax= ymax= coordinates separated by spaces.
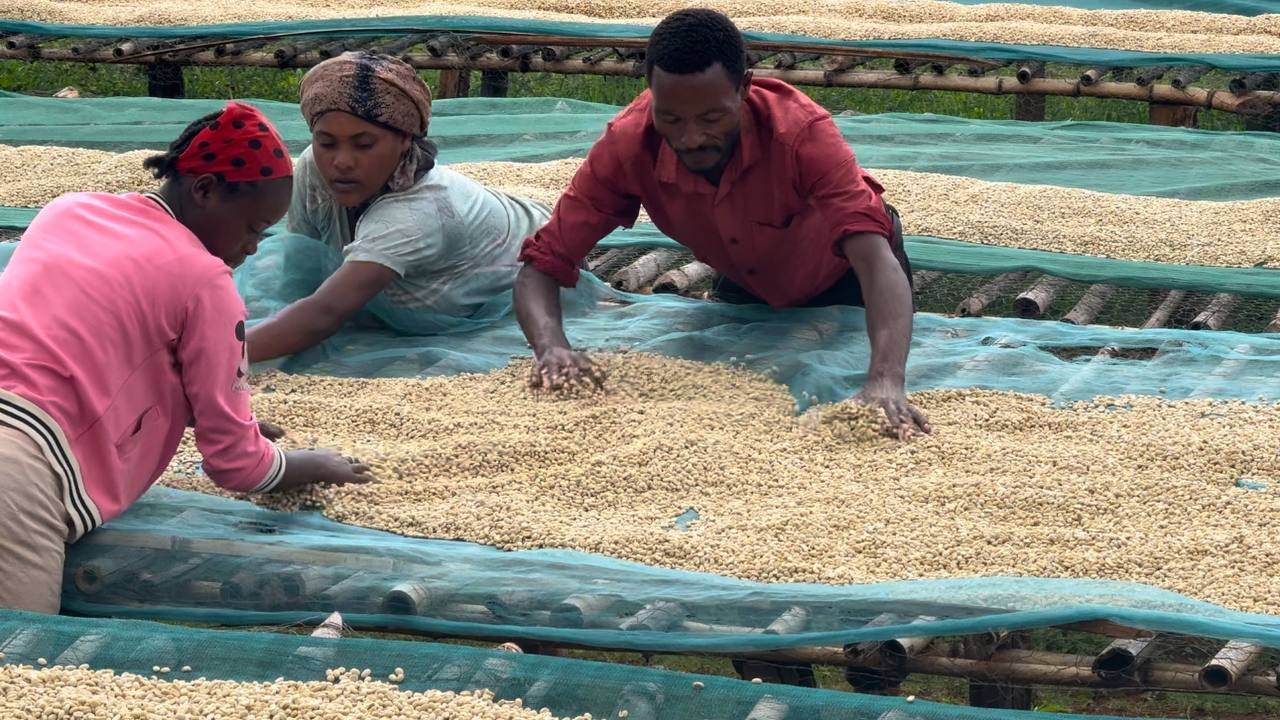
xmin=436 ymin=68 xmax=471 ymax=99
xmin=480 ymin=70 xmax=510 ymax=97
xmin=1150 ymin=102 xmax=1198 ymax=128
xmin=1014 ymin=62 xmax=1046 ymax=121
xmin=145 ymin=63 xmax=185 ymax=99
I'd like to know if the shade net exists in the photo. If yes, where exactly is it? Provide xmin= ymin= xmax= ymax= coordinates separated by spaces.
xmin=944 ymin=0 xmax=1273 ymax=14
xmin=5 ymin=93 xmax=1280 ymax=201
xmin=0 ymin=608 xmax=1195 ymax=720
xmin=3 ymin=15 xmax=1280 ymax=71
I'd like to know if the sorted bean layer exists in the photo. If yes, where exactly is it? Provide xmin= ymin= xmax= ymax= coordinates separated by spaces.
xmin=0 ymin=664 xmax=586 ymax=719
xmin=5 ymin=146 xmax=1279 ymax=268
xmin=162 ymin=353 xmax=1280 ymax=614
xmin=2 ymin=0 xmax=1280 ymax=55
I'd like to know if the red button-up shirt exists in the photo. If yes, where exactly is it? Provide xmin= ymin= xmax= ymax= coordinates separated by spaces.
xmin=518 ymin=77 xmax=894 ymax=308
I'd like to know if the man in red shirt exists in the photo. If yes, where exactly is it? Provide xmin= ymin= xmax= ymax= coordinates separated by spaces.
xmin=516 ymin=8 xmax=929 ymax=438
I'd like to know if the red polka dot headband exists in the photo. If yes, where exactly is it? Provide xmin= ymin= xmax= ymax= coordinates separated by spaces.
xmin=175 ymin=101 xmax=293 ymax=182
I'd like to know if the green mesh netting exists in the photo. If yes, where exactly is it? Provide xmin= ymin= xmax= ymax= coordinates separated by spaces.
xmin=6 ymin=92 xmax=1280 ymax=200
xmin=945 ymin=0 xmax=1272 ymax=14
xmin=59 ymin=488 xmax=1280 ymax=657
xmin=4 ymin=223 xmax=1280 ymax=404
xmin=0 ymin=609 xmax=1183 ymax=720
xmin=2 ymin=16 xmax=1280 ymax=71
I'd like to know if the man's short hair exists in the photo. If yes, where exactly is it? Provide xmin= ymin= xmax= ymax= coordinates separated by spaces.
xmin=645 ymin=8 xmax=747 ymax=83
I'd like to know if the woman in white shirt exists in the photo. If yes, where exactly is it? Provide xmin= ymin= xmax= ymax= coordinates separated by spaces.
xmin=248 ymin=51 xmax=550 ymax=362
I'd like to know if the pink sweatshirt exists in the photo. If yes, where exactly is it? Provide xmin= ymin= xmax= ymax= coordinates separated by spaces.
xmin=0 ymin=192 xmax=284 ymax=541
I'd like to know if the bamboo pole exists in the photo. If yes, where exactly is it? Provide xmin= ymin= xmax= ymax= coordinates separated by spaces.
xmin=1134 ymin=65 xmax=1173 ymax=87
xmin=1200 ymin=641 xmax=1264 ymax=690
xmin=381 ymin=581 xmax=441 ymax=615
xmin=550 ymin=594 xmax=619 ymax=628
xmin=745 ymin=695 xmax=789 ymax=720
xmin=774 ymin=51 xmax=819 ymax=69
xmin=878 ymin=615 xmax=940 ymax=666
xmin=3 ymin=34 xmax=39 ymax=50
xmin=619 ymin=600 xmax=685 ymax=632
xmin=1190 ymin=293 xmax=1238 ymax=331
xmin=1092 ymin=637 xmax=1158 ymax=682
xmin=70 ymin=551 xmax=149 ymax=594
xmin=956 ymin=272 xmax=1029 ymax=317
xmin=51 ymin=633 xmax=110 ymax=668
xmin=730 ymin=645 xmax=1280 ymax=697
xmin=1141 ymin=290 xmax=1187 ymax=329
xmin=1061 ymin=284 xmax=1117 ymax=325
xmin=1265 ymin=306 xmax=1280 ymax=333
xmin=653 ymin=261 xmax=716 ymax=294
xmin=1016 ymin=61 xmax=1045 ymax=84
xmin=1230 ymin=72 xmax=1272 ymax=96
xmin=610 ymin=249 xmax=683 ymax=293
xmin=311 ymin=611 xmax=345 ymax=639
xmin=1080 ymin=67 xmax=1110 ymax=86
xmin=764 ymin=606 xmax=811 ymax=636
xmin=4 ymin=45 xmax=1274 ymax=114
xmin=1014 ymin=275 xmax=1071 ymax=319
xmin=1172 ymin=66 xmax=1212 ymax=90
xmin=911 ymin=270 xmax=945 ymax=292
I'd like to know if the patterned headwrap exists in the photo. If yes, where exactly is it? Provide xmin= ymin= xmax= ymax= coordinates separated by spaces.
xmin=175 ymin=101 xmax=292 ymax=181
xmin=299 ymin=52 xmax=434 ymax=193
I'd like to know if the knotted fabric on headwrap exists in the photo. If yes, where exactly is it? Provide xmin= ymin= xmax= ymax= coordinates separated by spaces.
xmin=299 ymin=52 xmax=434 ymax=193
xmin=175 ymin=101 xmax=292 ymax=181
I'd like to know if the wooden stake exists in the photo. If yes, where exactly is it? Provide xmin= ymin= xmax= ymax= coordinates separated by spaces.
xmin=1014 ymin=62 xmax=1045 ymax=121
xmin=610 ymin=249 xmax=683 ymax=293
xmin=1092 ymin=637 xmax=1157 ymax=682
xmin=956 ymin=272 xmax=1028 ymax=317
xmin=910 ymin=270 xmax=944 ymax=292
xmin=1061 ymin=284 xmax=1117 ymax=325
xmin=436 ymin=68 xmax=470 ymax=98
xmin=653 ymin=261 xmax=716 ymax=295
xmin=1200 ymin=641 xmax=1264 ymax=690
xmin=1265 ymin=306 xmax=1280 ymax=333
xmin=1013 ymin=275 xmax=1071 ymax=319
xmin=1189 ymin=293 xmax=1238 ymax=331
xmin=1141 ymin=290 xmax=1187 ymax=329
xmin=1150 ymin=103 xmax=1198 ymax=128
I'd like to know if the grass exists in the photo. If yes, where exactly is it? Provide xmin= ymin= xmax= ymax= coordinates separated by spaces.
xmin=0 ymin=59 xmax=1263 ymax=130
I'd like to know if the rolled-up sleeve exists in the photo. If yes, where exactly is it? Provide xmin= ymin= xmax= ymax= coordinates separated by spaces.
xmin=179 ymin=273 xmax=285 ymax=494
xmin=518 ymin=122 xmax=642 ymax=287
xmin=794 ymin=118 xmax=894 ymax=256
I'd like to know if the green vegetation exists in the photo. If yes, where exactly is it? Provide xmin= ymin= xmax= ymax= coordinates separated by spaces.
xmin=0 ymin=60 xmax=1253 ymax=130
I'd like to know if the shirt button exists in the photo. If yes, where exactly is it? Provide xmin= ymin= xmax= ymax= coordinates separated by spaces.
xmin=729 ymin=237 xmax=739 ymax=245
xmin=746 ymin=268 xmax=756 ymax=276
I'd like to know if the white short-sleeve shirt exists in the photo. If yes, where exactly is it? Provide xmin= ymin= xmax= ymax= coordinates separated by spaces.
xmin=288 ymin=146 xmax=551 ymax=317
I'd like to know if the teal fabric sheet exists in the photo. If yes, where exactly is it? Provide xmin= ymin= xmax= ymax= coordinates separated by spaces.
xmin=62 ymin=487 xmax=1280 ymax=655
xmin=0 ymin=608 xmax=1187 ymax=720
xmin=3 ymin=15 xmax=1280 ymax=71
xmin=946 ymin=0 xmax=1273 ymax=14
xmin=7 ymin=93 xmax=1280 ymax=200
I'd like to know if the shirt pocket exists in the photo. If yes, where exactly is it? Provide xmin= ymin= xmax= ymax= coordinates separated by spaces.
xmin=746 ymin=211 xmax=798 ymax=232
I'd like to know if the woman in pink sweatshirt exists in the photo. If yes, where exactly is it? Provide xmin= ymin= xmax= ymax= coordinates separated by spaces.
xmin=0 ymin=101 xmax=372 ymax=614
